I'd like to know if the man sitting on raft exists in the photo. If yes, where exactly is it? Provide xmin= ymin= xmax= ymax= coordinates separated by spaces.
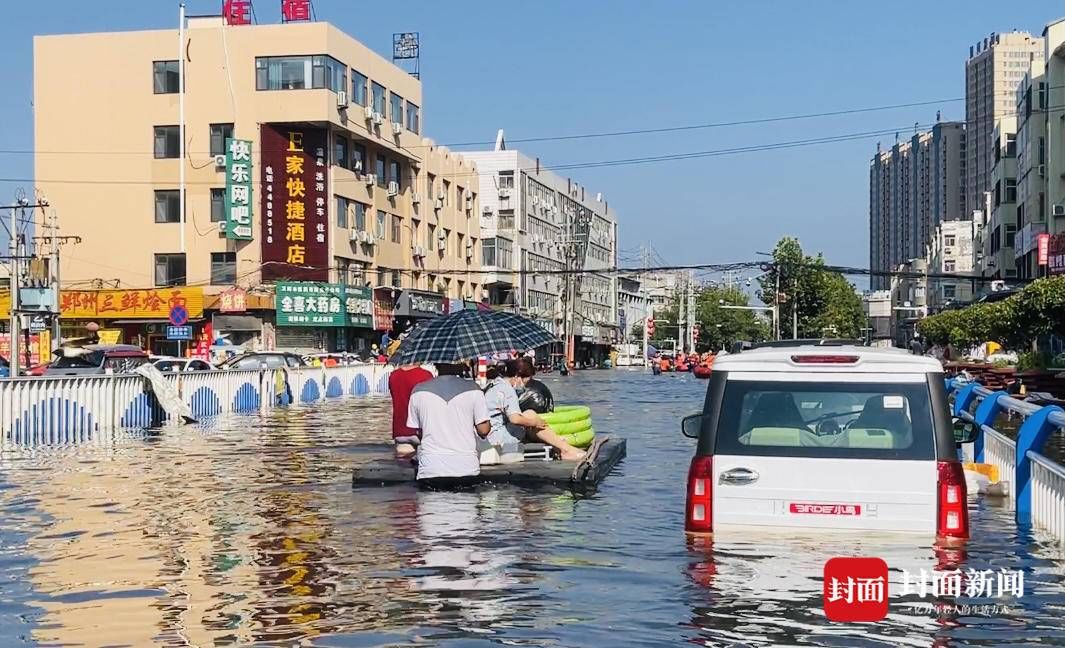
xmin=484 ymin=358 xmax=586 ymax=461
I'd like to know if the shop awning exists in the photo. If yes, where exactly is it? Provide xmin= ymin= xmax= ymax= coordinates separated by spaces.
xmin=212 ymin=315 xmax=263 ymax=331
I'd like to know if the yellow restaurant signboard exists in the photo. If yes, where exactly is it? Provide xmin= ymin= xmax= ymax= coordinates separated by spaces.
xmin=0 ymin=288 xmax=204 ymax=320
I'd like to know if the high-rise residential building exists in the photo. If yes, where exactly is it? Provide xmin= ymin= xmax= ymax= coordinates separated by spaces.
xmin=465 ymin=139 xmax=619 ymax=365
xmin=981 ymin=117 xmax=1019 ymax=279
xmin=868 ymin=122 xmax=965 ymax=291
xmin=1013 ymin=64 xmax=1048 ymax=279
xmin=965 ymin=31 xmax=1044 ymax=222
xmin=33 ymin=17 xmax=482 ymax=354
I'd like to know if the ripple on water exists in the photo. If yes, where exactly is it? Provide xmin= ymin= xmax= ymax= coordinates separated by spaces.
xmin=0 ymin=371 xmax=1062 ymax=645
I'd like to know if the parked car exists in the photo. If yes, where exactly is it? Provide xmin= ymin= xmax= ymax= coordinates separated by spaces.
xmin=151 ymin=356 xmax=216 ymax=373
xmin=43 ymin=345 xmax=151 ymax=376
xmin=218 ymin=352 xmax=307 ymax=371
xmin=681 ymin=342 xmax=977 ymax=540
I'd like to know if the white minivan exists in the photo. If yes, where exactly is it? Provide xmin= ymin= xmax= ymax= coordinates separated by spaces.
xmin=682 ymin=343 xmax=976 ymax=540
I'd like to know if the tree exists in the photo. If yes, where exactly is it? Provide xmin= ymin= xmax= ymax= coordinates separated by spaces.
xmin=757 ymin=237 xmax=865 ymax=339
xmin=692 ymin=285 xmax=769 ymax=351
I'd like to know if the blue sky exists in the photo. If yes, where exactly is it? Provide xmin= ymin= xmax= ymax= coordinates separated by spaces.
xmin=0 ymin=0 xmax=1061 ymax=275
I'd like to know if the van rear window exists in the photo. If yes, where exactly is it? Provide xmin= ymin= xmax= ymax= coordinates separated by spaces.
xmin=714 ymin=380 xmax=936 ymax=460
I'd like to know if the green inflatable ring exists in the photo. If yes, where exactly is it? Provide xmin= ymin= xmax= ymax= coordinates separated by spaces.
xmin=561 ymin=427 xmax=595 ymax=449
xmin=548 ymin=418 xmax=593 ymax=435
xmin=541 ymin=405 xmax=591 ymax=424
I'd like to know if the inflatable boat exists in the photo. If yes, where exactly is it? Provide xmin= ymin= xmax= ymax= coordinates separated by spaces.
xmin=352 ymin=436 xmax=627 ymax=492
xmin=693 ymin=364 xmax=712 ymax=379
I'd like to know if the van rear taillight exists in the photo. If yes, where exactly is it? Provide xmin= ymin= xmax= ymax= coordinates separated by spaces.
xmin=685 ymin=456 xmax=714 ymax=534
xmin=790 ymin=355 xmax=860 ymax=364
xmin=936 ymin=460 xmax=969 ymax=539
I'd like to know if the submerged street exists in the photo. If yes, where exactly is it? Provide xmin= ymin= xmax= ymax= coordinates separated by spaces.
xmin=0 ymin=370 xmax=1062 ymax=646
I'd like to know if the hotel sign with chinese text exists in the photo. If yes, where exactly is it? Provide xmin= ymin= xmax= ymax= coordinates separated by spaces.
xmin=261 ymin=125 xmax=328 ymax=282
xmin=222 ymin=0 xmax=252 ymax=25
xmin=225 ymin=138 xmax=253 ymax=239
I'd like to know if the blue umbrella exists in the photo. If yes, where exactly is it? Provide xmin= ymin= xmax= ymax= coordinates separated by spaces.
xmin=388 ymin=309 xmax=557 ymax=365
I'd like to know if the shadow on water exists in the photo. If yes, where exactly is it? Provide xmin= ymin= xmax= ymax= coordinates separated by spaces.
xmin=0 ymin=370 xmax=1062 ymax=645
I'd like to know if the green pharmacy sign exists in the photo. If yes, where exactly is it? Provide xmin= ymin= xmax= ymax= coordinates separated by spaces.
xmin=225 ymin=138 xmax=253 ymax=240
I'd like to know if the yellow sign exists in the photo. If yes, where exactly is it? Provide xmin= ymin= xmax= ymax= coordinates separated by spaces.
xmin=0 ymin=288 xmax=204 ymax=320
xmin=98 ymin=329 xmax=122 ymax=344
xmin=38 ymin=330 xmax=52 ymax=365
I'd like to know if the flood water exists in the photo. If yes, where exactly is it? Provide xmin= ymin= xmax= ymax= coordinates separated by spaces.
xmin=2 ymin=370 xmax=1065 ymax=646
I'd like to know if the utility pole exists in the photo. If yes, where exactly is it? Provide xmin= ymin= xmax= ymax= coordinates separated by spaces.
xmin=34 ymin=209 xmax=80 ymax=350
xmin=9 ymin=202 xmax=22 ymax=377
xmin=774 ymin=269 xmax=781 ymax=341
xmin=792 ymin=277 xmax=799 ymax=340
xmin=686 ymin=270 xmax=695 ymax=352
xmin=178 ymin=1 xmax=187 ymax=254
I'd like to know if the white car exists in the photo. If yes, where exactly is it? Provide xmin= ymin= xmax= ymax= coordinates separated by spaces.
xmin=682 ymin=342 xmax=975 ymax=539
xmin=151 ymin=357 xmax=216 ymax=373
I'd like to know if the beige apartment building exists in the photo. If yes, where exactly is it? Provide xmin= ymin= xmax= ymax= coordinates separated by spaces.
xmin=965 ymin=31 xmax=1044 ymax=224
xmin=34 ymin=17 xmax=481 ymax=352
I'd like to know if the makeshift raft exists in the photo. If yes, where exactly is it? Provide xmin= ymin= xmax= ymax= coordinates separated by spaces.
xmin=352 ymin=436 xmax=627 ymax=492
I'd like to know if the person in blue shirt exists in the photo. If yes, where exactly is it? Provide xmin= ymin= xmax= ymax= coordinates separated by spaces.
xmin=483 ymin=358 xmax=585 ymax=461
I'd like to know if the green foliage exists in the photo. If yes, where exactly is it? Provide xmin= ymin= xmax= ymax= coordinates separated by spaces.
xmin=1016 ymin=351 xmax=1049 ymax=371
xmin=692 ymin=285 xmax=768 ymax=351
xmin=917 ymin=275 xmax=1065 ymax=352
xmin=756 ymin=236 xmax=865 ymax=339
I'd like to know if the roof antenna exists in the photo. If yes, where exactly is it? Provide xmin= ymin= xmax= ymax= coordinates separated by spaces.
xmin=936 ymin=110 xmax=941 ymax=122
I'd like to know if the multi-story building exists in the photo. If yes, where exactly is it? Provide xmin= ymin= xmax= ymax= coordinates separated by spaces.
xmin=34 ymin=17 xmax=481 ymax=353
xmin=1042 ymin=19 xmax=1065 ymax=273
xmin=616 ymin=276 xmax=647 ymax=343
xmin=465 ymin=141 xmax=619 ymax=364
xmin=965 ymin=31 xmax=1044 ymax=223
xmin=1014 ymin=65 xmax=1049 ymax=279
xmin=869 ymin=122 xmax=965 ymax=290
xmin=928 ymin=220 xmax=975 ymax=307
xmin=982 ymin=117 xmax=1019 ymax=279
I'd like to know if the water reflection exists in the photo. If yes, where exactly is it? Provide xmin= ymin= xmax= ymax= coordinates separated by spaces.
xmin=0 ymin=373 xmax=1064 ymax=646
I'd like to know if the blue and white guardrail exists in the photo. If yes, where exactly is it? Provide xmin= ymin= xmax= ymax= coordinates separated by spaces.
xmin=947 ymin=378 xmax=1065 ymax=542
xmin=0 ymin=364 xmax=393 ymax=446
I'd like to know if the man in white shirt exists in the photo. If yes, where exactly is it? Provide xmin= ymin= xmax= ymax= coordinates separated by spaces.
xmin=407 ymin=363 xmax=491 ymax=489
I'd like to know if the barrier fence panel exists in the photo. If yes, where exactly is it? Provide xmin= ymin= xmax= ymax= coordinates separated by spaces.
xmin=983 ymin=426 xmax=1017 ymax=497
xmin=948 ymin=378 xmax=1065 ymax=541
xmin=0 ymin=364 xmax=393 ymax=448
xmin=1030 ymin=451 xmax=1065 ymax=544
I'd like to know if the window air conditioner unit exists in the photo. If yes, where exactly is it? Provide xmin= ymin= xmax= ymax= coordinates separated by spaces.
xmin=214 ymin=154 xmax=226 ymax=168
xmin=466 ymin=247 xmax=474 ymax=260
xmin=387 ymin=181 xmax=399 ymax=197
xmin=363 ymin=232 xmax=376 ymax=245
xmin=437 ymin=239 xmax=447 ymax=252
xmin=499 ymin=188 xmax=511 ymax=198
xmin=482 ymin=206 xmax=493 ymax=216
xmin=411 ymin=191 xmax=421 ymax=204
xmin=365 ymin=174 xmax=376 ymax=186
xmin=349 ymin=229 xmax=360 ymax=242
xmin=353 ymin=159 xmax=363 ymax=173
xmin=363 ymin=105 xmax=374 ymax=120
xmin=392 ymin=122 xmax=403 ymax=136
xmin=532 ymin=196 xmax=539 ymax=207
xmin=336 ymin=90 xmax=348 ymax=108
xmin=435 ymin=197 xmax=445 ymax=210
xmin=413 ymin=245 xmax=426 ymax=258
xmin=1054 ymin=204 xmax=1065 ymax=217
xmin=372 ymin=111 xmax=383 ymax=125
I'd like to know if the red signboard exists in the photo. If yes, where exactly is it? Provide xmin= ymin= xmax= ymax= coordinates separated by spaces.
xmin=0 ymin=334 xmax=41 ymax=366
xmin=1046 ymin=233 xmax=1065 ymax=275
xmin=222 ymin=0 xmax=252 ymax=25
xmin=1037 ymin=233 xmax=1050 ymax=266
xmin=219 ymin=288 xmax=247 ymax=313
xmin=261 ymin=125 xmax=329 ymax=282
xmin=373 ymin=288 xmax=395 ymax=332
xmin=281 ymin=0 xmax=311 ymax=22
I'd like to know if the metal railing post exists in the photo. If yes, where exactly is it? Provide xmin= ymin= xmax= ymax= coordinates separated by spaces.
xmin=1015 ymin=405 xmax=1065 ymax=526
xmin=972 ymin=390 xmax=1009 ymax=464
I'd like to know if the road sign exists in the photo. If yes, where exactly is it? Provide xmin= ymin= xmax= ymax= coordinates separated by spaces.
xmin=169 ymin=305 xmax=189 ymax=327
xmin=166 ymin=325 xmax=192 ymax=340
xmin=28 ymin=316 xmax=47 ymax=334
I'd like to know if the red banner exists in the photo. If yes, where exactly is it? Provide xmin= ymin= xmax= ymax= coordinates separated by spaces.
xmin=373 ymin=288 xmax=395 ymax=332
xmin=1049 ymin=233 xmax=1065 ymax=275
xmin=0 ymin=334 xmax=41 ymax=366
xmin=261 ymin=124 xmax=329 ymax=282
